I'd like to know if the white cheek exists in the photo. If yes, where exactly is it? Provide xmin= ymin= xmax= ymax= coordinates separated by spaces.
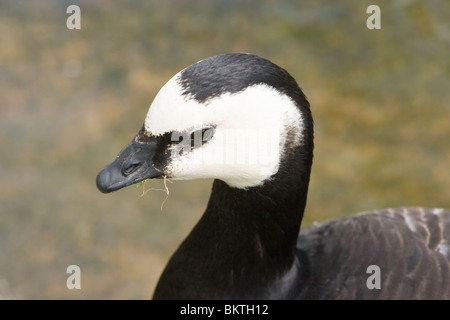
xmin=166 ymin=128 xmax=282 ymax=188
xmin=145 ymin=76 xmax=303 ymax=188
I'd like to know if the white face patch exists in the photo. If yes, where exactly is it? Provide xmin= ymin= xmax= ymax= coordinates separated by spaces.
xmin=144 ymin=73 xmax=304 ymax=189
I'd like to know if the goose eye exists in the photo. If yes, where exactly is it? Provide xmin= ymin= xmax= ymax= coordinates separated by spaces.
xmin=190 ymin=127 xmax=215 ymax=147
xmin=201 ymin=127 xmax=215 ymax=142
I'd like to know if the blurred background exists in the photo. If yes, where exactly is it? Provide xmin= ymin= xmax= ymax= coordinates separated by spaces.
xmin=1 ymin=0 xmax=449 ymax=299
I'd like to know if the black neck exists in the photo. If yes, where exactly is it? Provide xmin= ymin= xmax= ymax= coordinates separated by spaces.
xmin=152 ymin=144 xmax=312 ymax=299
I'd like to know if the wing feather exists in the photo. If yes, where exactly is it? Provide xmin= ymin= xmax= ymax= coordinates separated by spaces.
xmin=297 ymin=207 xmax=450 ymax=299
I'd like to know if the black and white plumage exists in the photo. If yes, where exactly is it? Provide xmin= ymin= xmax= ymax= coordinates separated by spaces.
xmin=96 ymin=53 xmax=450 ymax=299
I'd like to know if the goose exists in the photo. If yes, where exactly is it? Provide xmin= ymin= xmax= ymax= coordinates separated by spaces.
xmin=96 ymin=53 xmax=450 ymax=299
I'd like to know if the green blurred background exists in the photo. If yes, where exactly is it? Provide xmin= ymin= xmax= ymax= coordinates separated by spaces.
xmin=1 ymin=0 xmax=449 ymax=299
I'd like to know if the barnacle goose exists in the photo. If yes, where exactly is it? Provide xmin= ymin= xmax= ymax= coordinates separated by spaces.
xmin=96 ymin=53 xmax=450 ymax=299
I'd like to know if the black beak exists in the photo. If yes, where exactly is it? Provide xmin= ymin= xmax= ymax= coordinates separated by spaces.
xmin=96 ymin=140 xmax=162 ymax=193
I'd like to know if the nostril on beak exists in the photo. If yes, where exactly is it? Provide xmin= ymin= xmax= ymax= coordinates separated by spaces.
xmin=122 ymin=163 xmax=141 ymax=177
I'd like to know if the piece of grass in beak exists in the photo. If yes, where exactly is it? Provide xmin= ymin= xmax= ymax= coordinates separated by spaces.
xmin=139 ymin=176 xmax=172 ymax=210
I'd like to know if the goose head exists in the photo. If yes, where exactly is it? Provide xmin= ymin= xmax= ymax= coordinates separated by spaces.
xmin=96 ymin=53 xmax=313 ymax=195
